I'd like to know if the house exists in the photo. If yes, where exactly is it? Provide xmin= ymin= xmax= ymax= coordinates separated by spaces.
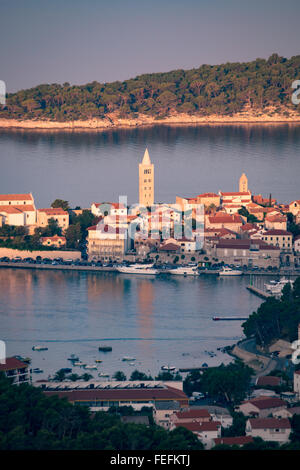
xmin=246 ymin=418 xmax=291 ymax=444
xmin=176 ymin=193 xmax=220 ymax=209
xmin=159 ymin=239 xmax=180 ymax=254
xmin=37 ymin=208 xmax=69 ymax=231
xmin=261 ymin=230 xmax=293 ymax=250
xmin=253 ymin=194 xmax=276 ymax=206
xmin=205 ymin=212 xmax=244 ymax=232
xmin=169 ymin=408 xmax=211 ymax=428
xmin=173 ymin=421 xmax=221 ymax=449
xmin=240 ymin=223 xmax=259 ymax=238
xmin=264 ymin=214 xmax=287 ymax=231
xmin=40 ymin=235 xmax=66 ymax=247
xmin=237 ymin=397 xmax=287 ymax=418
xmin=289 ymin=200 xmax=300 ymax=216
xmin=177 ymin=237 xmax=197 ymax=253
xmin=214 ymin=239 xmax=281 ymax=268
xmin=153 ymin=401 xmax=180 ymax=429
xmin=0 ymin=357 xmax=31 ymax=385
xmin=204 ymin=227 xmax=237 ymax=240
xmin=91 ymin=202 xmax=127 ymax=218
xmin=87 ymin=224 xmax=131 ymax=262
xmin=213 ymin=436 xmax=253 ymax=447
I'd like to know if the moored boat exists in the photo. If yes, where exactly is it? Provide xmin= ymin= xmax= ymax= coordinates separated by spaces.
xmin=117 ymin=264 xmax=159 ymax=275
xmin=161 ymin=365 xmax=176 ymax=371
xmin=219 ymin=266 xmax=243 ymax=276
xmin=32 ymin=345 xmax=48 ymax=351
xmin=167 ymin=265 xmax=199 ymax=276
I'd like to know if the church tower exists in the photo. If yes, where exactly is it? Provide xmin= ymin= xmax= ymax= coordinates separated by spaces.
xmin=139 ymin=148 xmax=154 ymax=206
xmin=239 ymin=173 xmax=248 ymax=193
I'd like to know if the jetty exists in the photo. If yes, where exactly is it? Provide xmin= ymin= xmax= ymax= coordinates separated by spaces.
xmin=246 ymin=284 xmax=272 ymax=299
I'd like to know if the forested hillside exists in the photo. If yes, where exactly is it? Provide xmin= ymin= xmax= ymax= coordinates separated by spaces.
xmin=1 ymin=53 xmax=300 ymax=122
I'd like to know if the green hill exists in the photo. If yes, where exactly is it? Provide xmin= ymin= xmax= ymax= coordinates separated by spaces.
xmin=1 ymin=53 xmax=300 ymax=122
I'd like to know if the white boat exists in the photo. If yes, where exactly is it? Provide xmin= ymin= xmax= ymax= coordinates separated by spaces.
xmin=122 ymin=357 xmax=136 ymax=361
xmin=98 ymin=372 xmax=110 ymax=377
xmin=161 ymin=365 xmax=176 ymax=371
xmin=32 ymin=345 xmax=48 ymax=351
xmin=74 ymin=362 xmax=86 ymax=367
xmin=167 ymin=265 xmax=199 ymax=276
xmin=117 ymin=264 xmax=159 ymax=275
xmin=265 ymin=277 xmax=294 ymax=295
xmin=84 ymin=364 xmax=97 ymax=370
xmin=219 ymin=267 xmax=243 ymax=276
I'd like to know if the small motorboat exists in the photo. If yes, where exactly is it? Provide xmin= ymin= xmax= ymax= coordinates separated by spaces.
xmin=32 ymin=345 xmax=48 ymax=351
xmin=33 ymin=368 xmax=44 ymax=373
xmin=74 ymin=362 xmax=86 ymax=367
xmin=219 ymin=266 xmax=243 ymax=276
xmin=95 ymin=359 xmax=103 ymax=363
xmin=122 ymin=357 xmax=136 ymax=362
xmin=161 ymin=365 xmax=176 ymax=371
xmin=84 ymin=364 xmax=97 ymax=370
xmin=98 ymin=372 xmax=110 ymax=377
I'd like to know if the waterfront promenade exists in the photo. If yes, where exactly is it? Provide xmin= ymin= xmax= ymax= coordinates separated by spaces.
xmin=0 ymin=260 xmax=299 ymax=276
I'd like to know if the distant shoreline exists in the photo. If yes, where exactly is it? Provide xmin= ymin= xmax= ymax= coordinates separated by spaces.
xmin=1 ymin=112 xmax=300 ymax=131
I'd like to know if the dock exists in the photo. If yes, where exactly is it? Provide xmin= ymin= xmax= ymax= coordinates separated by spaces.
xmin=246 ymin=285 xmax=272 ymax=299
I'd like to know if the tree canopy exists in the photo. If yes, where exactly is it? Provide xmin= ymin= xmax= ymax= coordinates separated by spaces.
xmin=1 ymin=54 xmax=300 ymax=121
xmin=242 ymin=277 xmax=300 ymax=347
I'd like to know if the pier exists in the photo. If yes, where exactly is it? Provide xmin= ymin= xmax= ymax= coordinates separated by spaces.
xmin=246 ymin=284 xmax=272 ymax=299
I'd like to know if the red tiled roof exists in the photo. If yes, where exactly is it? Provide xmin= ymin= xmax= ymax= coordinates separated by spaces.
xmin=43 ymin=385 xmax=188 ymax=402
xmin=243 ymin=397 xmax=286 ymax=410
xmin=216 ymin=239 xmax=280 ymax=251
xmin=197 ymin=193 xmax=219 ymax=198
xmin=220 ymin=192 xmax=251 ymax=196
xmin=0 ymin=357 xmax=29 ymax=371
xmin=241 ymin=223 xmax=258 ymax=232
xmin=263 ymin=230 xmax=292 ymax=236
xmin=256 ymin=376 xmax=281 ymax=387
xmin=208 ymin=215 xmax=243 ymax=224
xmin=214 ymin=436 xmax=253 ymax=446
xmin=40 ymin=235 xmax=66 ymax=242
xmin=0 ymin=193 xmax=33 ymax=201
xmin=248 ymin=418 xmax=290 ymax=430
xmin=39 ymin=208 xmax=68 ymax=215
xmin=0 ymin=206 xmax=24 ymax=214
xmin=159 ymin=243 xmax=180 ymax=251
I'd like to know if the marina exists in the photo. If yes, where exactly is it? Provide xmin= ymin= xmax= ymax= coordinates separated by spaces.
xmin=0 ymin=267 xmax=262 ymax=379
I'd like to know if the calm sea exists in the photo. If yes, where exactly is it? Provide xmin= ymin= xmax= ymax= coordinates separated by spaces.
xmin=1 ymin=124 xmax=299 ymax=378
xmin=0 ymin=269 xmax=262 ymax=379
xmin=0 ymin=124 xmax=300 ymax=207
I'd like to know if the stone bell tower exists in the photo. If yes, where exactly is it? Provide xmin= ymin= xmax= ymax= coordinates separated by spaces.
xmin=139 ymin=148 xmax=154 ymax=207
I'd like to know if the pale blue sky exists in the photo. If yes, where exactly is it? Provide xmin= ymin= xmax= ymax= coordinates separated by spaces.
xmin=0 ymin=0 xmax=299 ymax=92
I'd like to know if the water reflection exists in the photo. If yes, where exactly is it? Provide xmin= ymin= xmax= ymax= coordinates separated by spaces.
xmin=1 ymin=124 xmax=300 ymax=207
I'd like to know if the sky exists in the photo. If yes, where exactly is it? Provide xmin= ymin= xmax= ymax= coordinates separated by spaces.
xmin=0 ymin=0 xmax=300 ymax=92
